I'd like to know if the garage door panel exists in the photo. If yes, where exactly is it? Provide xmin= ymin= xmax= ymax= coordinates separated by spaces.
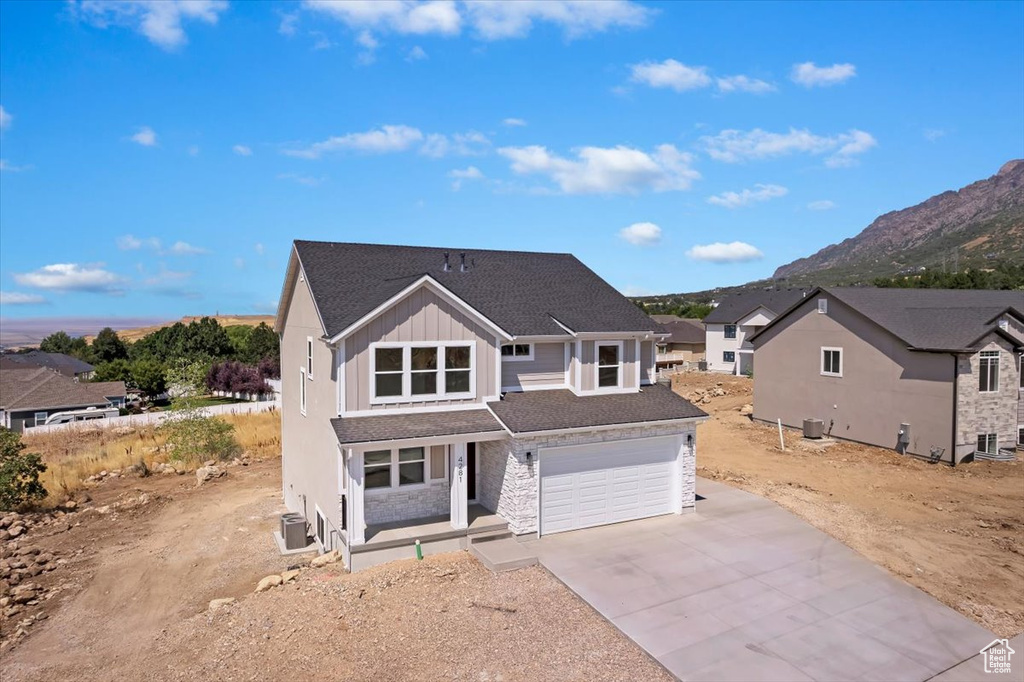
xmin=540 ymin=436 xmax=680 ymax=535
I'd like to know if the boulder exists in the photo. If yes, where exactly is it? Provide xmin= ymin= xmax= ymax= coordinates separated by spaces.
xmin=255 ymin=575 xmax=283 ymax=593
xmin=739 ymin=404 xmax=753 ymax=416
xmin=310 ymin=550 xmax=341 ymax=568
xmin=196 ymin=465 xmax=226 ymax=486
xmin=208 ymin=597 xmax=236 ymax=610
xmin=281 ymin=569 xmax=301 ymax=583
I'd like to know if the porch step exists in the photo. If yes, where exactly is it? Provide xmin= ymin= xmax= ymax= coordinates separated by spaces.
xmin=975 ymin=449 xmax=1018 ymax=462
xmin=469 ymin=537 xmax=538 ymax=573
xmin=467 ymin=528 xmax=513 ymax=544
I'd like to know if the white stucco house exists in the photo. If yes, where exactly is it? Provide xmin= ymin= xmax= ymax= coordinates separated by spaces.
xmin=703 ymin=289 xmax=809 ymax=374
xmin=275 ymin=241 xmax=708 ymax=571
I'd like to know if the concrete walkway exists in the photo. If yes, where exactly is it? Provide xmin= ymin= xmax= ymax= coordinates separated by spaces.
xmin=521 ymin=479 xmax=998 ymax=682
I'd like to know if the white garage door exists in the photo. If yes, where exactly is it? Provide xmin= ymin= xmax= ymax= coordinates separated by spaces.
xmin=540 ymin=435 xmax=680 ymax=535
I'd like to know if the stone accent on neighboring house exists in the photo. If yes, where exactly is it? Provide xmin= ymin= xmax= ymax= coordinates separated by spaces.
xmin=955 ymin=336 xmax=1020 ymax=461
xmin=364 ymin=480 xmax=449 ymax=525
xmin=481 ymin=423 xmax=699 ymax=535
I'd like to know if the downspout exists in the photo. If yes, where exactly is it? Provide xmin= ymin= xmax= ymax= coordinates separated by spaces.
xmin=951 ymin=354 xmax=957 ymax=467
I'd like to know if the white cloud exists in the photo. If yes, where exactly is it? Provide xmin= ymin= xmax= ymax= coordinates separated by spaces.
xmin=302 ymin=0 xmax=462 ymax=36
xmin=254 ymin=242 xmax=265 ymax=255
xmin=621 ymin=285 xmax=654 ymax=297
xmin=71 ymin=0 xmax=228 ymax=50
xmin=310 ymin=30 xmax=334 ymax=50
xmin=234 ymin=257 xmax=245 ymax=269
xmin=791 ymin=61 xmax=856 ymax=87
xmin=13 ymin=263 xmax=126 ymax=293
xmin=278 ymin=172 xmax=326 ymax=186
xmin=0 ymin=291 xmax=47 ymax=305
xmin=716 ymin=75 xmax=775 ymax=94
xmin=707 ymin=184 xmax=788 ymax=209
xmin=130 ymin=125 xmax=157 ymax=146
xmin=629 ymin=59 xmax=711 ymax=92
xmin=284 ymin=124 xmax=424 ymax=158
xmin=406 ymin=45 xmax=428 ymax=61
xmin=356 ymin=29 xmax=379 ymax=49
xmin=188 ymin=144 xmax=200 ymax=156
xmin=448 ymin=165 xmax=484 ymax=190
xmin=116 ymin=234 xmax=143 ymax=250
xmin=686 ymin=242 xmax=764 ymax=264
xmin=701 ymin=127 xmax=877 ymax=167
xmin=498 ymin=143 xmax=699 ymax=195
xmin=619 ymin=222 xmax=662 ymax=246
xmin=502 ymin=117 xmax=527 ymax=127
xmin=0 ymin=105 xmax=11 ymax=131
xmin=923 ymin=128 xmax=947 ymax=142
xmin=0 ymin=159 xmax=32 ymax=173
xmin=807 ymin=200 xmax=836 ymax=210
xmin=167 ymin=241 xmax=207 ymax=255
xmin=420 ymin=130 xmax=490 ymax=158
xmin=233 ymin=144 xmax=253 ymax=156
xmin=142 ymin=265 xmax=192 ymax=287
xmin=278 ymin=12 xmax=299 ymax=36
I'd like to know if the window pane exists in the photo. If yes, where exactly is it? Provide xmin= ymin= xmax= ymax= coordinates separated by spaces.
xmin=725 ymin=325 xmax=737 ymax=339
xmin=598 ymin=366 xmax=619 ymax=388
xmin=501 ymin=345 xmax=513 ymax=356
xmin=723 ymin=351 xmax=734 ymax=362
xmin=446 ymin=346 xmax=471 ymax=369
xmin=514 ymin=344 xmax=530 ymax=356
xmin=365 ymin=466 xmax=391 ymax=489
xmin=399 ymin=447 xmax=424 ymax=462
xmin=375 ymin=347 xmax=403 ymax=372
xmin=375 ymin=373 xmax=403 ymax=397
xmin=411 ymin=347 xmax=437 ymax=370
xmin=410 ymin=372 xmax=437 ymax=395
xmin=365 ymin=450 xmax=391 ymax=465
xmin=446 ymin=369 xmax=471 ymax=393
xmin=399 ymin=462 xmax=425 ymax=485
xmin=598 ymin=345 xmax=619 ymax=366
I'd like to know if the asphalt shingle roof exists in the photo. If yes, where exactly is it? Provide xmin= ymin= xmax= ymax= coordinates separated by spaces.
xmin=294 ymin=241 xmax=664 ymax=338
xmin=0 ymin=368 xmax=126 ymax=412
xmin=703 ymin=289 xmax=811 ymax=324
xmin=331 ymin=409 xmax=503 ymax=446
xmin=486 ymin=383 xmax=707 ymax=434
xmin=0 ymin=351 xmax=94 ymax=377
xmin=660 ymin=319 xmax=705 ymax=344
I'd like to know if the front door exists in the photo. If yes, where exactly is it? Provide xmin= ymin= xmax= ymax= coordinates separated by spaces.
xmin=466 ymin=442 xmax=477 ymax=502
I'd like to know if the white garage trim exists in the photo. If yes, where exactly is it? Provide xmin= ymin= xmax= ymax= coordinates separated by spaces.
xmin=539 ymin=434 xmax=684 ymax=536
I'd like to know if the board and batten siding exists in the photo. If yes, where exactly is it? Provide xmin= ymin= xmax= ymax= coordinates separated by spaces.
xmin=578 ymin=339 xmax=639 ymax=392
xmin=641 ymin=340 xmax=656 ymax=384
xmin=501 ymin=342 xmax=566 ymax=390
xmin=344 ymin=284 xmax=499 ymax=412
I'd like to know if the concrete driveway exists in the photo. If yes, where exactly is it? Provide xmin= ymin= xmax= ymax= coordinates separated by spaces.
xmin=521 ymin=479 xmax=997 ymax=682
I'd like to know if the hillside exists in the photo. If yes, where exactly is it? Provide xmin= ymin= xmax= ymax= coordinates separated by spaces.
xmin=103 ymin=315 xmax=275 ymax=343
xmin=773 ymin=160 xmax=1024 ymax=282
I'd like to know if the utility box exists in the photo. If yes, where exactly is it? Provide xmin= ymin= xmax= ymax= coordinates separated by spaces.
xmin=898 ymin=423 xmax=911 ymax=446
xmin=281 ymin=513 xmax=307 ymax=550
xmin=803 ymin=418 xmax=824 ymax=439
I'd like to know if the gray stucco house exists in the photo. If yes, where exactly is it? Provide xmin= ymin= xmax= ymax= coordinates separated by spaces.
xmin=751 ymin=287 xmax=1023 ymax=464
xmin=703 ymin=288 xmax=809 ymax=375
xmin=275 ymin=241 xmax=707 ymax=570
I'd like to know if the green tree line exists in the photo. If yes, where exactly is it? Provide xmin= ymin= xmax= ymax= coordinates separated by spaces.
xmin=871 ymin=262 xmax=1024 ymax=290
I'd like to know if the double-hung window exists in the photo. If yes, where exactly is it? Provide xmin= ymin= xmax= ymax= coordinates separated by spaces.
xmin=976 ymin=434 xmax=997 ymax=455
xmin=33 ymin=412 xmax=47 ymax=427
xmin=724 ymin=325 xmax=737 ymax=339
xmin=364 ymin=446 xmax=430 ymax=491
xmin=299 ymin=369 xmax=307 ymax=415
xmin=371 ymin=342 xmax=474 ymax=402
xmin=979 ymin=351 xmax=999 ymax=393
xmin=821 ymin=347 xmax=843 ymax=377
xmin=364 ymin=450 xmax=392 ymax=489
xmin=597 ymin=342 xmax=622 ymax=389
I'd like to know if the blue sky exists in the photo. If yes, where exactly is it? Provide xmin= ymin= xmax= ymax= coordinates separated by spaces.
xmin=1 ymin=0 xmax=1022 ymax=320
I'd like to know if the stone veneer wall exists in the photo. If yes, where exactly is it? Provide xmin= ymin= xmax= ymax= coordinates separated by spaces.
xmin=364 ymin=480 xmax=449 ymax=525
xmin=955 ymin=337 xmax=1020 ymax=462
xmin=480 ymin=423 xmax=698 ymax=536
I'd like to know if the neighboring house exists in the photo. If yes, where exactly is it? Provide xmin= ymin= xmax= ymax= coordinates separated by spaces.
xmin=276 ymin=241 xmax=707 ymax=570
xmin=0 ymin=351 xmax=95 ymax=381
xmin=655 ymin=318 xmax=706 ymax=369
xmin=0 ymin=367 xmax=126 ymax=432
xmin=703 ymin=289 xmax=809 ymax=374
xmin=751 ymin=287 xmax=1023 ymax=465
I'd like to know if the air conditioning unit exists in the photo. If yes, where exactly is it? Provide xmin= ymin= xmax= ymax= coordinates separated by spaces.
xmin=803 ymin=418 xmax=824 ymax=439
xmin=281 ymin=513 xmax=308 ymax=550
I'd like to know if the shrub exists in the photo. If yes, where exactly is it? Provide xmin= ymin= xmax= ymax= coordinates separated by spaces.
xmin=0 ymin=427 xmax=48 ymax=510
xmin=159 ymin=404 xmax=242 ymax=465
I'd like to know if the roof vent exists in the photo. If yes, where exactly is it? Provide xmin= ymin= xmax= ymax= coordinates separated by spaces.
xmin=443 ymin=252 xmax=451 ymax=272
xmin=460 ymin=252 xmax=468 ymax=272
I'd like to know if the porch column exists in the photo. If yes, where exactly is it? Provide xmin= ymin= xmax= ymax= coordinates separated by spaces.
xmin=449 ymin=442 xmax=468 ymax=530
xmin=346 ymin=448 xmax=365 ymax=545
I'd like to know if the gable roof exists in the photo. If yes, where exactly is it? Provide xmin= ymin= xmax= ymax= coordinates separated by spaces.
xmin=0 ymin=351 xmax=94 ymax=377
xmin=660 ymin=319 xmax=705 ymax=344
xmin=703 ymin=288 xmax=810 ymax=324
xmin=0 ymin=367 xmax=126 ymax=412
xmin=753 ymin=287 xmax=1024 ymax=352
xmin=287 ymin=241 xmax=664 ymax=339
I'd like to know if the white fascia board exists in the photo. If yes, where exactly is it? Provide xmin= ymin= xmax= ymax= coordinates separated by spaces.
xmin=504 ymin=416 xmax=708 ymax=439
xmin=340 ymin=430 xmax=508 ymax=450
xmin=549 ymin=317 xmax=578 ymax=337
xmin=328 ymin=275 xmax=513 ymax=344
xmin=576 ymin=331 xmax=663 ymax=340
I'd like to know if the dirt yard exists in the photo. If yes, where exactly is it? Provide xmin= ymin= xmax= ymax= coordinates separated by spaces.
xmin=1 ymin=459 xmax=669 ymax=682
xmin=674 ymin=372 xmax=1024 ymax=638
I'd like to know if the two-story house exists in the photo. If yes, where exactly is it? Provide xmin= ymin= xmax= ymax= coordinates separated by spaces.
xmin=703 ymin=289 xmax=809 ymax=374
xmin=751 ymin=287 xmax=1023 ymax=464
xmin=275 ymin=241 xmax=707 ymax=570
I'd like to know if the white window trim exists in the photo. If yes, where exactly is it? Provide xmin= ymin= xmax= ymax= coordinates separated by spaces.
xmin=723 ymin=324 xmax=737 ymax=340
xmin=593 ymin=340 xmax=624 ymax=391
xmin=314 ymin=505 xmax=327 ymax=551
xmin=33 ymin=411 xmax=48 ymax=427
xmin=362 ymin=444 xmax=442 ymax=495
xmin=821 ymin=346 xmax=843 ymax=377
xmin=369 ymin=341 xmax=476 ymax=404
xmin=723 ymin=351 xmax=736 ymax=363
xmin=500 ymin=343 xmax=534 ymax=362
xmin=976 ymin=433 xmax=998 ymax=455
xmin=979 ymin=350 xmax=999 ymax=394
xmin=299 ymin=367 xmax=307 ymax=416
xmin=306 ymin=336 xmax=314 ymax=380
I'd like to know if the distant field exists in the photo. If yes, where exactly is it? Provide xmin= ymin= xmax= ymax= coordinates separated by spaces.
xmin=101 ymin=314 xmax=275 ymax=342
xmin=0 ymin=314 xmax=275 ymax=348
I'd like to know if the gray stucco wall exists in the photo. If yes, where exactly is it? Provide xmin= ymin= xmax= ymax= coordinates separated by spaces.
xmin=753 ymin=293 xmax=956 ymax=461
xmin=500 ymin=342 xmax=565 ymax=390
xmin=955 ymin=336 xmax=1020 ymax=461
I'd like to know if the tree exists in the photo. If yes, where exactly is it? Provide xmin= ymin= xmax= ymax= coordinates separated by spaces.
xmin=181 ymin=317 xmax=233 ymax=359
xmin=166 ymin=357 xmax=209 ymax=399
xmin=0 ymin=427 xmax=47 ymax=510
xmin=39 ymin=331 xmax=74 ymax=354
xmin=92 ymin=327 xmax=128 ymax=363
xmin=131 ymin=359 xmax=167 ymax=398
xmin=225 ymin=325 xmax=253 ymax=359
xmin=160 ymin=406 xmax=241 ymax=465
xmin=244 ymin=322 xmax=279 ymax=364
xmin=93 ymin=359 xmax=133 ymax=385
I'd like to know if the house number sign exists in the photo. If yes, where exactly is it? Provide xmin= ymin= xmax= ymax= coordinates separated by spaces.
xmin=456 ymin=455 xmax=464 ymax=483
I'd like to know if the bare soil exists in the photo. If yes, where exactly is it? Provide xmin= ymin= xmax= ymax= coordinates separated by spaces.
xmin=1 ymin=460 xmax=669 ymax=682
xmin=673 ymin=372 xmax=1024 ymax=638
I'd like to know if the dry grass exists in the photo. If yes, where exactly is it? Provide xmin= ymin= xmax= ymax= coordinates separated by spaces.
xmin=22 ymin=410 xmax=281 ymax=503
xmin=89 ymin=314 xmax=274 ymax=343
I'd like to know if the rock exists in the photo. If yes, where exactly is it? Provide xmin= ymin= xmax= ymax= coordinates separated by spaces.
xmin=8 ymin=526 xmax=24 ymax=539
xmin=196 ymin=465 xmax=226 ymax=486
xmin=62 ymin=500 xmax=77 ymax=511
xmin=281 ymin=569 xmax=300 ymax=583
xmin=209 ymin=597 xmax=236 ymax=610
xmin=310 ymin=550 xmax=340 ymax=568
xmin=203 ymin=460 xmax=216 ymax=468
xmin=739 ymin=404 xmax=753 ymax=416
xmin=255 ymin=575 xmax=283 ymax=593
